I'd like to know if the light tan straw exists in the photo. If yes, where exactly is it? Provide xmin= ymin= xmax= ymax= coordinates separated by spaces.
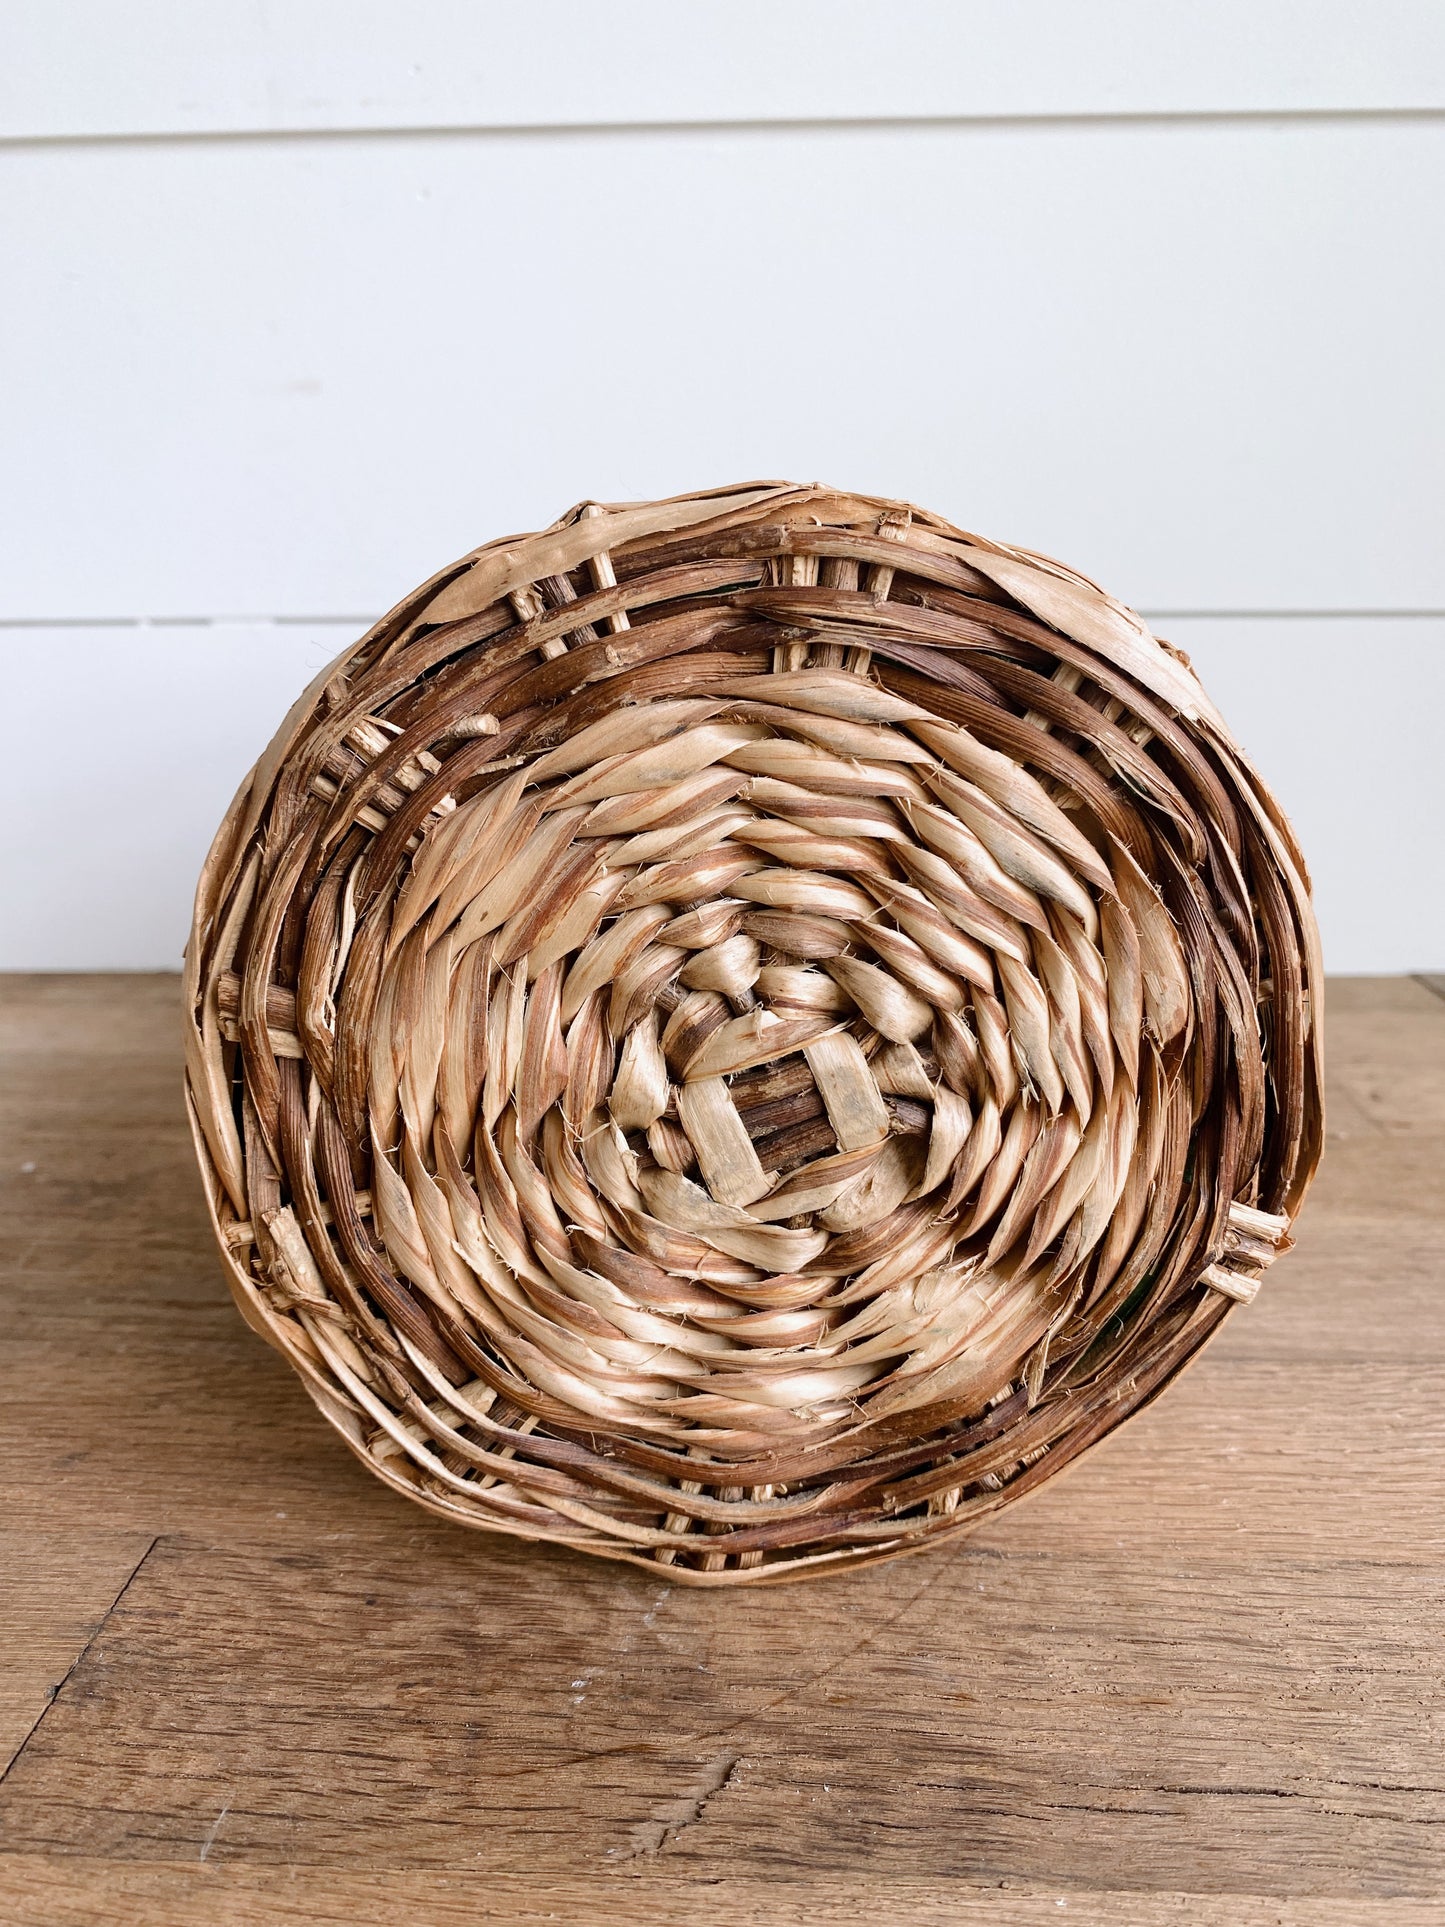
xmin=185 ymin=483 xmax=1323 ymax=1584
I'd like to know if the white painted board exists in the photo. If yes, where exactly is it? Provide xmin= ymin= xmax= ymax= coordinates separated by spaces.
xmin=2 ymin=119 xmax=1442 ymax=621
xmin=4 ymin=1 xmax=1444 ymax=141
xmin=1166 ymin=616 xmax=1445 ymax=977
xmin=2 ymin=623 xmax=345 ymax=970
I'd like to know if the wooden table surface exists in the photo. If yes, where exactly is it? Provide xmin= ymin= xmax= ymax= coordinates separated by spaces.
xmin=1 ymin=973 xmax=1441 ymax=1926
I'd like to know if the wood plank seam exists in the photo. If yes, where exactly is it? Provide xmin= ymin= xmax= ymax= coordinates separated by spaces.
xmin=0 ymin=1536 xmax=158 ymax=1793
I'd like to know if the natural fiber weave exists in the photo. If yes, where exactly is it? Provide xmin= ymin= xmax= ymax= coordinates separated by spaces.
xmin=186 ymin=482 xmax=1323 ymax=1584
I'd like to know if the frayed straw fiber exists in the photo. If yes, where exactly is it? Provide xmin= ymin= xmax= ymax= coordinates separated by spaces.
xmin=185 ymin=483 xmax=1323 ymax=1584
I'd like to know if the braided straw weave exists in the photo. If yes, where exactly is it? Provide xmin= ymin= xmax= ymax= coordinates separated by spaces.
xmin=185 ymin=482 xmax=1323 ymax=1584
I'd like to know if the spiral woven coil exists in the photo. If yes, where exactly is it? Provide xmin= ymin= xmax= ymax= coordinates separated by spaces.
xmin=186 ymin=482 xmax=1323 ymax=1583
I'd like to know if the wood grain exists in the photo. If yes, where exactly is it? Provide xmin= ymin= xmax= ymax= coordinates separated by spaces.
xmin=0 ymin=1534 xmax=153 ymax=1777
xmin=1 ymin=973 xmax=1442 ymax=1916
xmin=2 ymin=1862 xmax=1441 ymax=1927
xmin=1 ymin=1531 xmax=1441 ymax=1889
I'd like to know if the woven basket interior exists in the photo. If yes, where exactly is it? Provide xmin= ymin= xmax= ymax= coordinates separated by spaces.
xmin=186 ymin=483 xmax=1323 ymax=1583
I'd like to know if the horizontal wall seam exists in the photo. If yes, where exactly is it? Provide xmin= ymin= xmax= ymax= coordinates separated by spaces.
xmin=4 ymin=104 xmax=1445 ymax=154
xmin=3 ymin=610 xmax=1444 ymax=632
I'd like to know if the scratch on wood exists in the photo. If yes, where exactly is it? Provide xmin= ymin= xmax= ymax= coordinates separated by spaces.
xmin=641 ymin=1585 xmax=672 ymax=1629
xmin=493 ymin=1551 xmax=956 ymax=1787
xmin=198 ymin=1804 xmax=230 ymax=1862
xmin=618 ymin=1749 xmax=740 ymax=1860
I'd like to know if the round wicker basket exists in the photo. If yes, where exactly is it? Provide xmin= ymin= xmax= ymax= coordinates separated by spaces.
xmin=186 ymin=482 xmax=1323 ymax=1584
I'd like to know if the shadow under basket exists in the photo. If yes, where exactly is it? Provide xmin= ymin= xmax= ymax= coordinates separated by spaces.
xmin=185 ymin=481 xmax=1323 ymax=1584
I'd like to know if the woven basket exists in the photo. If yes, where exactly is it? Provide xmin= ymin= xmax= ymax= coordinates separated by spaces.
xmin=185 ymin=482 xmax=1323 ymax=1584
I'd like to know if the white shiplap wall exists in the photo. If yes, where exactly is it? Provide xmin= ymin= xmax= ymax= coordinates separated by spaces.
xmin=6 ymin=1 xmax=1445 ymax=136
xmin=3 ymin=4 xmax=1442 ymax=971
